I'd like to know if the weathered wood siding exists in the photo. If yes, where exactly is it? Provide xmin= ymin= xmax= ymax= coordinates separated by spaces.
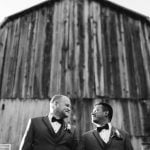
xmin=0 ymin=99 xmax=150 ymax=150
xmin=0 ymin=100 xmax=49 ymax=150
xmin=0 ymin=0 xmax=150 ymax=99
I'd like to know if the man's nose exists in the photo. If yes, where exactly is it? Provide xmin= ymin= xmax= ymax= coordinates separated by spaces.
xmin=67 ymin=107 xmax=71 ymax=111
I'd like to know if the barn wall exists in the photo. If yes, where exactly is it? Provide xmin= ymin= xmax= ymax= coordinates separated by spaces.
xmin=0 ymin=99 xmax=150 ymax=150
xmin=0 ymin=99 xmax=49 ymax=150
xmin=0 ymin=0 xmax=150 ymax=99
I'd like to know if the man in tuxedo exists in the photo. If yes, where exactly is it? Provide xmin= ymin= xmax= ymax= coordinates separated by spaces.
xmin=19 ymin=95 xmax=78 ymax=150
xmin=78 ymin=102 xmax=133 ymax=150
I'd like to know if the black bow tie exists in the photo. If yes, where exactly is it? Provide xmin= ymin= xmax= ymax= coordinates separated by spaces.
xmin=51 ymin=117 xmax=63 ymax=124
xmin=97 ymin=124 xmax=109 ymax=132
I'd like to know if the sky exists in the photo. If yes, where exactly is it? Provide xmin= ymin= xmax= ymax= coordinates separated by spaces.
xmin=0 ymin=0 xmax=150 ymax=23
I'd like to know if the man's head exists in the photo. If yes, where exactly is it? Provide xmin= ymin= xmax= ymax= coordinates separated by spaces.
xmin=91 ymin=102 xmax=113 ymax=125
xmin=49 ymin=95 xmax=71 ymax=119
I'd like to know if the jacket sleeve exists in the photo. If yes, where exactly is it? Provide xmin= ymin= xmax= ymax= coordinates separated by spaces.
xmin=19 ymin=119 xmax=34 ymax=150
xmin=124 ymin=133 xmax=134 ymax=150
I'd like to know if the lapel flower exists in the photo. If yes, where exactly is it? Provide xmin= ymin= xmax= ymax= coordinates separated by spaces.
xmin=111 ymin=129 xmax=123 ymax=140
xmin=64 ymin=123 xmax=71 ymax=133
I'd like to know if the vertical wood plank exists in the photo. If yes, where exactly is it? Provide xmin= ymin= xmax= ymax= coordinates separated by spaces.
xmin=90 ymin=2 xmax=100 ymax=96
xmin=120 ymin=14 xmax=130 ymax=97
xmin=7 ymin=19 xmax=21 ymax=98
xmin=33 ymin=8 xmax=47 ymax=98
xmin=0 ymin=27 xmax=8 ymax=95
xmin=131 ymin=21 xmax=148 ymax=98
xmin=21 ymin=14 xmax=34 ymax=98
xmin=49 ymin=1 xmax=64 ymax=96
xmin=109 ymin=11 xmax=122 ymax=97
xmin=96 ymin=3 xmax=105 ymax=96
xmin=123 ymin=16 xmax=137 ymax=98
xmin=101 ymin=7 xmax=111 ymax=97
xmin=78 ymin=0 xmax=85 ymax=97
xmin=83 ymin=0 xmax=89 ymax=98
xmin=73 ymin=0 xmax=81 ymax=97
xmin=88 ymin=1 xmax=97 ymax=98
xmin=27 ymin=11 xmax=39 ymax=98
xmin=60 ymin=0 xmax=69 ymax=94
xmin=139 ymin=23 xmax=150 ymax=97
xmin=42 ymin=6 xmax=54 ymax=98
xmin=13 ymin=15 xmax=30 ymax=98
xmin=1 ymin=22 xmax=15 ymax=98
xmin=64 ymin=0 xmax=73 ymax=95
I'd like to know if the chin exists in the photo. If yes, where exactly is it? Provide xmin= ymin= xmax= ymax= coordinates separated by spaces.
xmin=93 ymin=120 xmax=98 ymax=124
xmin=64 ymin=115 xmax=69 ymax=118
xmin=92 ymin=118 xmax=98 ymax=124
xmin=63 ymin=113 xmax=70 ymax=118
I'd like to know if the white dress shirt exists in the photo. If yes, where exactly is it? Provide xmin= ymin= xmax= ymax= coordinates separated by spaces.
xmin=98 ymin=123 xmax=112 ymax=143
xmin=48 ymin=115 xmax=62 ymax=133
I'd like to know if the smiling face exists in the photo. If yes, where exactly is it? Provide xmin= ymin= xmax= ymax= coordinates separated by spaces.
xmin=91 ymin=104 xmax=109 ymax=126
xmin=52 ymin=96 xmax=71 ymax=119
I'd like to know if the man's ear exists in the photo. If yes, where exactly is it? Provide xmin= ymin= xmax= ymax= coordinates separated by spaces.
xmin=104 ymin=111 xmax=109 ymax=117
xmin=54 ymin=101 xmax=59 ymax=107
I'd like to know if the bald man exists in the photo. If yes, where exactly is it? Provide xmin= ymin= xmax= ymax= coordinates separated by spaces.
xmin=20 ymin=95 xmax=78 ymax=150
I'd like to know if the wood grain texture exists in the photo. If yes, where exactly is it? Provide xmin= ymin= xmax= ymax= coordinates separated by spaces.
xmin=0 ymin=1 xmax=150 ymax=149
xmin=0 ymin=0 xmax=150 ymax=99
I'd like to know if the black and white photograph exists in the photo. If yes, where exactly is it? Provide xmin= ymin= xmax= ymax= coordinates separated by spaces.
xmin=0 ymin=0 xmax=150 ymax=150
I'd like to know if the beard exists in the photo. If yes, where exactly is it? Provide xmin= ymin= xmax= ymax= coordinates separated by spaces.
xmin=59 ymin=110 xmax=70 ymax=119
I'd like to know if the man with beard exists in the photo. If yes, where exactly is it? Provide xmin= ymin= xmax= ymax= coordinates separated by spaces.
xmin=20 ymin=95 xmax=78 ymax=150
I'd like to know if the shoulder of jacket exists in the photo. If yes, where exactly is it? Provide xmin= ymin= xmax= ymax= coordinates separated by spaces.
xmin=118 ymin=128 xmax=129 ymax=135
xmin=31 ymin=116 xmax=44 ymax=122
xmin=82 ymin=130 xmax=95 ymax=136
xmin=70 ymin=125 xmax=77 ymax=133
xmin=114 ymin=127 xmax=131 ymax=139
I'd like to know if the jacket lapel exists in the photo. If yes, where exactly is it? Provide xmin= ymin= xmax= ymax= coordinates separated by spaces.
xmin=42 ymin=116 xmax=56 ymax=135
xmin=110 ymin=126 xmax=116 ymax=138
xmin=42 ymin=116 xmax=67 ymax=143
xmin=93 ymin=130 xmax=105 ymax=149
xmin=55 ymin=122 xmax=67 ymax=142
xmin=107 ymin=126 xmax=118 ymax=145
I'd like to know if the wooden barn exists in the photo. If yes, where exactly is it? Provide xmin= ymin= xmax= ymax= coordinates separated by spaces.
xmin=0 ymin=0 xmax=150 ymax=149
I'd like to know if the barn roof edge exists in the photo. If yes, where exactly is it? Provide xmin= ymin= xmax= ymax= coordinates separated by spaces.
xmin=0 ymin=0 xmax=150 ymax=28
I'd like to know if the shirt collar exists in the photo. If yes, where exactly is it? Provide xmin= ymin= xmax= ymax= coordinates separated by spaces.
xmin=48 ymin=114 xmax=54 ymax=122
xmin=48 ymin=114 xmax=64 ymax=124
xmin=108 ymin=123 xmax=112 ymax=130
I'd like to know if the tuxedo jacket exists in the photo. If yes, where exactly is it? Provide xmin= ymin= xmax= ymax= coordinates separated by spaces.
xmin=78 ymin=126 xmax=133 ymax=150
xmin=20 ymin=116 xmax=78 ymax=150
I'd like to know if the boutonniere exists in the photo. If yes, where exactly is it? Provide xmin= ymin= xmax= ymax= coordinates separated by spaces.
xmin=64 ymin=123 xmax=71 ymax=133
xmin=111 ymin=129 xmax=123 ymax=140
